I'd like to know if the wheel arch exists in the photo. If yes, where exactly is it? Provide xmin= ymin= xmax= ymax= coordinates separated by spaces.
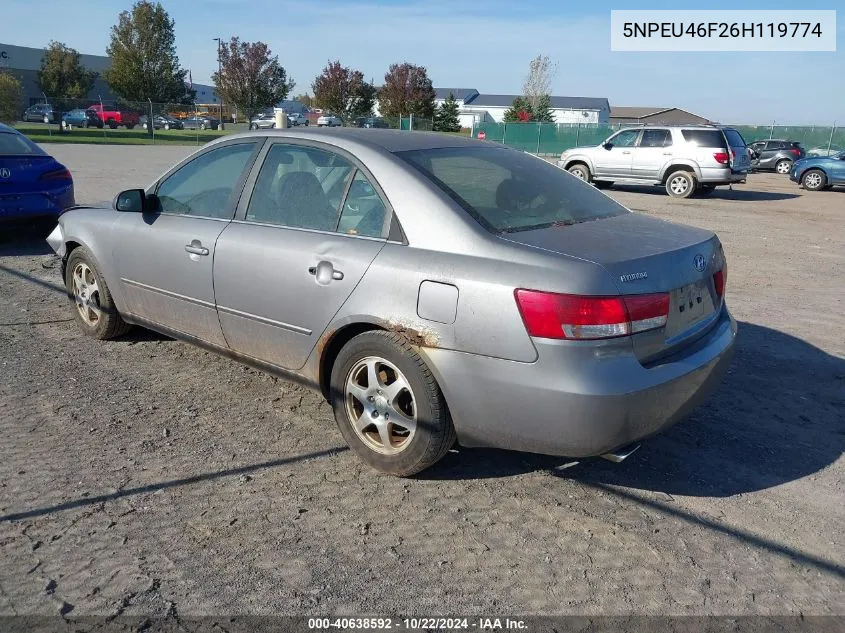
xmin=660 ymin=161 xmax=700 ymax=183
xmin=318 ymin=321 xmax=388 ymax=400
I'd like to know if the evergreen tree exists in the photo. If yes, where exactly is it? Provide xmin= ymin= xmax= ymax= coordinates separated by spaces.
xmin=533 ymin=94 xmax=554 ymax=123
xmin=434 ymin=92 xmax=460 ymax=132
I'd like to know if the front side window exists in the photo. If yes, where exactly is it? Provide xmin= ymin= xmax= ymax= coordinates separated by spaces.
xmin=639 ymin=129 xmax=671 ymax=148
xmin=246 ymin=144 xmax=354 ymax=231
xmin=608 ymin=129 xmax=640 ymax=147
xmin=156 ymin=142 xmax=257 ymax=219
xmin=398 ymin=146 xmax=628 ymax=234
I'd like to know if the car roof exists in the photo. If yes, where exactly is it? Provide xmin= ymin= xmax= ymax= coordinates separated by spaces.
xmin=220 ymin=128 xmax=484 ymax=153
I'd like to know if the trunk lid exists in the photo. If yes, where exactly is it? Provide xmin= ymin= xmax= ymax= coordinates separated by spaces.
xmin=500 ymin=213 xmax=725 ymax=362
xmin=0 ymin=155 xmax=59 ymax=187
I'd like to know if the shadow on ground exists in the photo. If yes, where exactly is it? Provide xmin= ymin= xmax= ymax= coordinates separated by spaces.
xmin=608 ymin=184 xmax=800 ymax=201
xmin=0 ymin=222 xmax=56 ymax=256
xmin=425 ymin=321 xmax=844 ymax=497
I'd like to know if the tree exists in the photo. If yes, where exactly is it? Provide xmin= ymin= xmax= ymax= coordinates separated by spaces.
xmin=311 ymin=61 xmax=376 ymax=123
xmin=532 ymin=94 xmax=555 ymax=123
xmin=377 ymin=63 xmax=435 ymax=119
xmin=434 ymin=92 xmax=460 ymax=132
xmin=213 ymin=37 xmax=294 ymax=125
xmin=522 ymin=54 xmax=557 ymax=115
xmin=294 ymin=93 xmax=313 ymax=108
xmin=503 ymin=96 xmax=532 ymax=123
xmin=37 ymin=41 xmax=96 ymax=100
xmin=0 ymin=73 xmax=23 ymax=124
xmin=104 ymin=1 xmax=191 ymax=110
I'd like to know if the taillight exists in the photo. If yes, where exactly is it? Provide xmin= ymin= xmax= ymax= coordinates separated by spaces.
xmin=790 ymin=148 xmax=801 ymax=157
xmin=713 ymin=152 xmax=729 ymax=165
xmin=713 ymin=265 xmax=727 ymax=299
xmin=40 ymin=168 xmax=72 ymax=181
xmin=514 ymin=290 xmax=669 ymax=340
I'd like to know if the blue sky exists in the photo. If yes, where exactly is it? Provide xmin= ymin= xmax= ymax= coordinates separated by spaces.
xmin=3 ymin=0 xmax=842 ymax=124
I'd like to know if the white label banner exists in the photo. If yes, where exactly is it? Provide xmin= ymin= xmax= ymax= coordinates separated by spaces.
xmin=610 ymin=10 xmax=837 ymax=51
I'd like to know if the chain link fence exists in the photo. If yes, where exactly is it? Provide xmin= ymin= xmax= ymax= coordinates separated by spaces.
xmin=472 ymin=122 xmax=845 ymax=157
xmin=13 ymin=98 xmax=242 ymax=145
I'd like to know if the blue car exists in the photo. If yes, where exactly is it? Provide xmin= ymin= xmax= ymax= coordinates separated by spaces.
xmin=0 ymin=123 xmax=75 ymax=223
xmin=789 ymin=150 xmax=845 ymax=191
xmin=62 ymin=108 xmax=103 ymax=129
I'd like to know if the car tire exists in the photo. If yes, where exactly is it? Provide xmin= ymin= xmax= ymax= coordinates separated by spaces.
xmin=801 ymin=169 xmax=826 ymax=191
xmin=775 ymin=159 xmax=793 ymax=175
xmin=330 ymin=330 xmax=456 ymax=477
xmin=304 ymin=120 xmax=309 ymax=126
xmin=108 ymin=120 xmax=118 ymax=129
xmin=65 ymin=247 xmax=131 ymax=340
xmin=665 ymin=169 xmax=697 ymax=199
xmin=567 ymin=163 xmax=591 ymax=183
xmin=249 ymin=123 xmax=257 ymax=130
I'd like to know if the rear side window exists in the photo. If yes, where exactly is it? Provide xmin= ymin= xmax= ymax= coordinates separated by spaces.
xmin=681 ymin=129 xmax=727 ymax=149
xmin=639 ymin=129 xmax=672 ymax=148
xmin=397 ymin=146 xmax=628 ymax=234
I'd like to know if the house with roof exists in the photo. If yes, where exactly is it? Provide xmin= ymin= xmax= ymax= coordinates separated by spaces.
xmin=609 ymin=106 xmax=711 ymax=126
xmin=429 ymin=88 xmax=609 ymax=127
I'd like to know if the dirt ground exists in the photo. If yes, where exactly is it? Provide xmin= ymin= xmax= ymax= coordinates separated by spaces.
xmin=1 ymin=144 xmax=843 ymax=621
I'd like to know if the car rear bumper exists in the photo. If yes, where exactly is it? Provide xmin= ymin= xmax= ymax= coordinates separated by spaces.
xmin=699 ymin=167 xmax=747 ymax=184
xmin=0 ymin=185 xmax=74 ymax=221
xmin=424 ymin=304 xmax=737 ymax=459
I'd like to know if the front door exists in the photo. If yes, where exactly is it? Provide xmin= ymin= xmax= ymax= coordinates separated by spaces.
xmin=214 ymin=142 xmax=390 ymax=370
xmin=593 ymin=128 xmax=640 ymax=178
xmin=112 ymin=140 xmax=261 ymax=346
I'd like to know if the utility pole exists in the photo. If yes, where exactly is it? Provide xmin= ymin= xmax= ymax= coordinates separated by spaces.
xmin=213 ymin=37 xmax=225 ymax=130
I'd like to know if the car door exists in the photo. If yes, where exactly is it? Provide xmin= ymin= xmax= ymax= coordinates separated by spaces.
xmin=749 ymin=141 xmax=766 ymax=168
xmin=213 ymin=141 xmax=390 ymax=370
xmin=630 ymin=128 xmax=672 ymax=180
xmin=830 ymin=154 xmax=845 ymax=184
xmin=593 ymin=128 xmax=639 ymax=178
xmin=111 ymin=139 xmax=262 ymax=346
xmin=759 ymin=141 xmax=782 ymax=169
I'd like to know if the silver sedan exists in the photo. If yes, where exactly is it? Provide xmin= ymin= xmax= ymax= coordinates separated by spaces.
xmin=47 ymin=129 xmax=736 ymax=476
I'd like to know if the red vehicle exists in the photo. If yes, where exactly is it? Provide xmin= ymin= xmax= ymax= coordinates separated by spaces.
xmin=86 ymin=105 xmax=141 ymax=129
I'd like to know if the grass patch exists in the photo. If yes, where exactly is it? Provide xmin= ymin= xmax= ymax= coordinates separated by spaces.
xmin=14 ymin=123 xmax=234 ymax=146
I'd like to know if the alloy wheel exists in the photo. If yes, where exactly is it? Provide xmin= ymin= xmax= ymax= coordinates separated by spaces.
xmin=344 ymin=356 xmax=417 ymax=455
xmin=669 ymin=174 xmax=691 ymax=196
xmin=71 ymin=262 xmax=102 ymax=327
xmin=776 ymin=161 xmax=792 ymax=174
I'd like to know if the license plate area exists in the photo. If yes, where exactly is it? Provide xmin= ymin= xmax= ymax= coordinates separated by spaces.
xmin=665 ymin=280 xmax=716 ymax=338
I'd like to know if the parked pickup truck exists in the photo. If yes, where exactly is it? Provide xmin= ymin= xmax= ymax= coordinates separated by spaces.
xmin=86 ymin=105 xmax=141 ymax=129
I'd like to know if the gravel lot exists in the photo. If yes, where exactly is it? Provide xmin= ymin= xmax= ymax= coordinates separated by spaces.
xmin=1 ymin=144 xmax=843 ymax=621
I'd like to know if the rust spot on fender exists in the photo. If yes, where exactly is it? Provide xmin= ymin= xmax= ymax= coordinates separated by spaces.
xmin=385 ymin=320 xmax=441 ymax=348
xmin=316 ymin=328 xmax=336 ymax=357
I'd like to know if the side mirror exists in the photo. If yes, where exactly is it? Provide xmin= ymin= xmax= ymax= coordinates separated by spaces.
xmin=114 ymin=189 xmax=154 ymax=213
xmin=603 ymin=142 xmax=613 ymax=150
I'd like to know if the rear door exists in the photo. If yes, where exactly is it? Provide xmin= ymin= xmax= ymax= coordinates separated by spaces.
xmin=722 ymin=128 xmax=750 ymax=173
xmin=213 ymin=141 xmax=389 ymax=370
xmin=111 ymin=139 xmax=261 ymax=345
xmin=593 ymin=128 xmax=639 ymax=178
xmin=631 ymin=128 xmax=672 ymax=180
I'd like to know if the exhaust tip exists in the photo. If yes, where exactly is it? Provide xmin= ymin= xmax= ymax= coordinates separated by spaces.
xmin=600 ymin=443 xmax=641 ymax=463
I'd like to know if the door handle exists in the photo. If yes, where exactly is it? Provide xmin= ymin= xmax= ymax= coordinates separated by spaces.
xmin=622 ymin=151 xmax=631 ymax=154
xmin=184 ymin=240 xmax=209 ymax=256
xmin=308 ymin=261 xmax=344 ymax=285
xmin=663 ymin=152 xmax=673 ymax=156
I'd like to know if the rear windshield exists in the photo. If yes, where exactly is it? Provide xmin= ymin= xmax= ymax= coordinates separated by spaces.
xmin=0 ymin=131 xmax=44 ymax=155
xmin=397 ymin=146 xmax=628 ymax=233
xmin=723 ymin=129 xmax=747 ymax=148
xmin=681 ymin=129 xmax=728 ymax=149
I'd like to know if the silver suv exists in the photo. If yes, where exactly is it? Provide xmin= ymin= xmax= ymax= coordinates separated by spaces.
xmin=558 ymin=125 xmax=750 ymax=198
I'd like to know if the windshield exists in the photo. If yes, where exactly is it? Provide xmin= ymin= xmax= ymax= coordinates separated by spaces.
xmin=0 ymin=131 xmax=45 ymax=156
xmin=396 ymin=146 xmax=628 ymax=233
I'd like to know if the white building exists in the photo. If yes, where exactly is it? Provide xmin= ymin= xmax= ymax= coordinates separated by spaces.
xmin=433 ymin=88 xmax=610 ymax=127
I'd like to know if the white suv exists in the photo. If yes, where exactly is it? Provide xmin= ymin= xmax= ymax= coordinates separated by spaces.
xmin=557 ymin=126 xmax=750 ymax=198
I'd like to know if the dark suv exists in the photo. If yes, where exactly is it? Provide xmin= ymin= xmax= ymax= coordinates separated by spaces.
xmin=748 ymin=139 xmax=806 ymax=174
